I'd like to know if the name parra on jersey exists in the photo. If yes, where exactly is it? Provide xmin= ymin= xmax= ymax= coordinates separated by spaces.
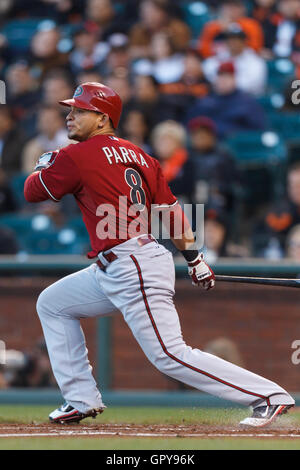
xmin=102 ymin=145 xmax=149 ymax=168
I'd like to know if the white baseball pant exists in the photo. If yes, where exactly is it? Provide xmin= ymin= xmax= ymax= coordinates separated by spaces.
xmin=36 ymin=236 xmax=295 ymax=413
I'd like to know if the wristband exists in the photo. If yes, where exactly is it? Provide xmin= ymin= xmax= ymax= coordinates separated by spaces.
xmin=181 ymin=250 xmax=199 ymax=263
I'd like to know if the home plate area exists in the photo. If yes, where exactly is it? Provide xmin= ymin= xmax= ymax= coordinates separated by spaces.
xmin=0 ymin=423 xmax=300 ymax=439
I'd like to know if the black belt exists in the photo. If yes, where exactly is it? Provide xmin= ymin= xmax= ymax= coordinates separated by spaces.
xmin=96 ymin=235 xmax=156 ymax=271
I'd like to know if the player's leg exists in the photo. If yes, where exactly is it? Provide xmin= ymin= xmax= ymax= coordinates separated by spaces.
xmin=101 ymin=243 xmax=294 ymax=408
xmin=36 ymin=263 xmax=117 ymax=413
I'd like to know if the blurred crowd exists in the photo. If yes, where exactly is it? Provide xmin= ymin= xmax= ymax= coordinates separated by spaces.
xmin=0 ymin=0 xmax=300 ymax=260
xmin=0 ymin=338 xmax=56 ymax=389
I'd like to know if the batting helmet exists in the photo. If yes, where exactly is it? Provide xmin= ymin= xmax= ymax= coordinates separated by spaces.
xmin=59 ymin=82 xmax=123 ymax=129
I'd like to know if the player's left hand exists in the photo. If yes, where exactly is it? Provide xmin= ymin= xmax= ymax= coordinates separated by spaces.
xmin=187 ymin=253 xmax=215 ymax=290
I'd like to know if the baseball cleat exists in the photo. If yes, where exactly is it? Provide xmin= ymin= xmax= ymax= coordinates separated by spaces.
xmin=239 ymin=404 xmax=294 ymax=428
xmin=49 ymin=402 xmax=105 ymax=424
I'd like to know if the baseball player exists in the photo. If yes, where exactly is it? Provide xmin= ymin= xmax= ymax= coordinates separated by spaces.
xmin=24 ymin=82 xmax=294 ymax=427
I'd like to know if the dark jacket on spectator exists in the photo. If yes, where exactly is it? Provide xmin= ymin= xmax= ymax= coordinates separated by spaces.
xmin=0 ymin=182 xmax=18 ymax=214
xmin=186 ymin=89 xmax=266 ymax=139
xmin=0 ymin=126 xmax=27 ymax=175
xmin=252 ymin=199 xmax=300 ymax=256
xmin=189 ymin=145 xmax=238 ymax=211
xmin=0 ymin=226 xmax=19 ymax=254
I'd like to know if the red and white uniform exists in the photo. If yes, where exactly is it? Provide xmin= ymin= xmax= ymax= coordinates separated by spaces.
xmin=26 ymin=136 xmax=294 ymax=414
xmin=24 ymin=134 xmax=177 ymax=257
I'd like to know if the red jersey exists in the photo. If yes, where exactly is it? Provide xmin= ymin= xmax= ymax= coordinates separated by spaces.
xmin=24 ymin=134 xmax=177 ymax=257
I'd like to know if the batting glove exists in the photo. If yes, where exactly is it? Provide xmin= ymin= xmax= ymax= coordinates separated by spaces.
xmin=187 ymin=253 xmax=215 ymax=290
xmin=34 ymin=150 xmax=59 ymax=171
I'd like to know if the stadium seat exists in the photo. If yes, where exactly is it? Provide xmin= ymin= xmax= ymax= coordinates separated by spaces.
xmin=10 ymin=173 xmax=28 ymax=208
xmin=226 ymin=131 xmax=286 ymax=164
xmin=257 ymin=94 xmax=284 ymax=113
xmin=225 ymin=131 xmax=287 ymax=209
xmin=0 ymin=213 xmax=34 ymax=234
xmin=2 ymin=19 xmax=42 ymax=51
xmin=67 ymin=216 xmax=89 ymax=240
xmin=180 ymin=1 xmax=213 ymax=38
xmin=21 ymin=229 xmax=86 ymax=255
xmin=269 ymin=111 xmax=300 ymax=142
xmin=266 ymin=59 xmax=295 ymax=94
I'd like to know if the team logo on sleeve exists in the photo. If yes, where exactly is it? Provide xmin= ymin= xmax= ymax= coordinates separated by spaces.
xmin=39 ymin=152 xmax=54 ymax=165
xmin=34 ymin=150 xmax=58 ymax=171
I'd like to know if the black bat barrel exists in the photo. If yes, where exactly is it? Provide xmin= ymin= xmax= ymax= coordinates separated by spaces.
xmin=215 ymin=275 xmax=300 ymax=288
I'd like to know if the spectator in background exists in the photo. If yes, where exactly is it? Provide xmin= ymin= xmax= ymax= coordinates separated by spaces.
xmin=203 ymin=206 xmax=230 ymax=263
xmin=179 ymin=49 xmax=211 ymax=100
xmin=252 ymin=161 xmax=300 ymax=258
xmin=6 ymin=61 xmax=40 ymax=121
xmin=0 ymin=105 xmax=27 ymax=175
xmin=0 ymin=167 xmax=18 ymax=214
xmin=0 ymin=225 xmax=19 ymax=254
xmin=0 ymin=0 xmax=13 ymax=25
xmin=198 ymin=0 xmax=264 ymax=59
xmin=9 ymin=0 xmax=85 ymax=23
xmin=128 ymin=74 xmax=182 ymax=129
xmin=250 ymin=0 xmax=278 ymax=55
xmin=5 ymin=60 xmax=41 ymax=138
xmin=76 ymin=68 xmax=103 ymax=85
xmin=105 ymin=73 xmax=132 ymax=119
xmin=129 ymin=0 xmax=191 ymax=60
xmin=85 ymin=0 xmax=128 ymax=40
xmin=158 ymin=50 xmax=211 ymax=123
xmin=204 ymin=337 xmax=245 ymax=367
xmin=203 ymin=204 xmax=248 ymax=261
xmin=159 ymin=48 xmax=210 ymax=97
xmin=286 ymin=224 xmax=300 ymax=259
xmin=151 ymin=120 xmax=193 ymax=201
xmin=21 ymin=105 xmax=71 ymax=173
xmin=134 ymin=32 xmax=184 ymax=85
xmin=18 ymin=71 xmax=74 ymax=139
xmin=185 ymin=61 xmax=267 ymax=139
xmin=69 ymin=27 xmax=109 ymax=75
xmin=29 ymin=24 xmax=70 ymax=80
xmin=9 ymin=338 xmax=56 ymax=388
xmin=121 ymin=108 xmax=151 ymax=153
xmin=187 ymin=116 xmax=238 ymax=211
xmin=100 ymin=33 xmax=131 ymax=79
xmin=272 ymin=0 xmax=300 ymax=60
xmin=0 ymin=34 xmax=10 ymax=80
xmin=203 ymin=23 xmax=267 ymax=96
xmin=42 ymin=72 xmax=74 ymax=106
xmin=0 ymin=369 xmax=7 ymax=388
xmin=204 ymin=207 xmax=228 ymax=263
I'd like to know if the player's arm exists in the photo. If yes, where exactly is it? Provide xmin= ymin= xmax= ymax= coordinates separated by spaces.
xmin=24 ymin=149 xmax=82 ymax=203
xmin=152 ymin=159 xmax=215 ymax=290
xmin=169 ymin=204 xmax=215 ymax=290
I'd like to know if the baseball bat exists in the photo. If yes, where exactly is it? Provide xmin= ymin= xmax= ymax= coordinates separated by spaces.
xmin=215 ymin=275 xmax=300 ymax=288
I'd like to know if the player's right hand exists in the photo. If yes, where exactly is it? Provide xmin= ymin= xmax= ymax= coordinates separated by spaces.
xmin=187 ymin=253 xmax=215 ymax=290
xmin=34 ymin=150 xmax=59 ymax=171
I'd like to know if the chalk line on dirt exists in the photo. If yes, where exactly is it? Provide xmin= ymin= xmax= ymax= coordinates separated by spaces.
xmin=1 ymin=430 xmax=300 ymax=438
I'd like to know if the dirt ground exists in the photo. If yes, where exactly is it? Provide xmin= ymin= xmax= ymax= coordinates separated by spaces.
xmin=0 ymin=422 xmax=300 ymax=439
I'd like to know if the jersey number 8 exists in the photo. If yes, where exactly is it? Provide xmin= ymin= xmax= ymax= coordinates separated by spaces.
xmin=125 ymin=168 xmax=146 ymax=211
